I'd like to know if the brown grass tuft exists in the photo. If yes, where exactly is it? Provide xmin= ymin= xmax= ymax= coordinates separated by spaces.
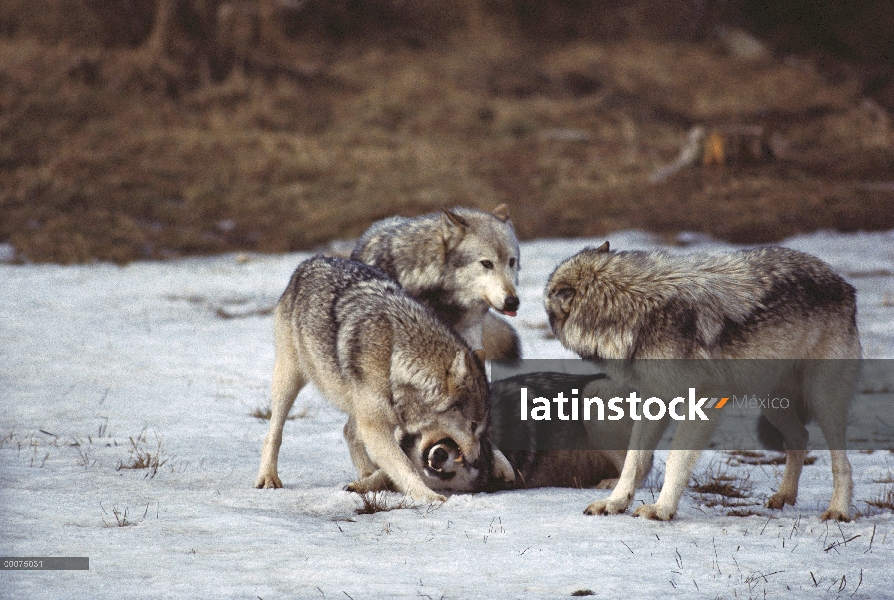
xmin=354 ymin=491 xmax=412 ymax=515
xmin=116 ymin=432 xmax=169 ymax=478
xmin=864 ymin=487 xmax=894 ymax=512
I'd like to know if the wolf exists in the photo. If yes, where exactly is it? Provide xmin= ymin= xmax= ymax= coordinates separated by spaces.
xmin=387 ymin=371 xmax=634 ymax=490
xmin=254 ymin=255 xmax=514 ymax=501
xmin=487 ymin=371 xmax=633 ymax=490
xmin=351 ymin=204 xmax=521 ymax=359
xmin=544 ymin=242 xmax=861 ymax=521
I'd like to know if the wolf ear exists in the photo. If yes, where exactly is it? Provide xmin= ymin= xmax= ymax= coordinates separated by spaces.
xmin=596 ymin=241 xmax=610 ymax=253
xmin=492 ymin=204 xmax=511 ymax=222
xmin=448 ymin=350 xmax=468 ymax=391
xmin=550 ymin=284 xmax=576 ymax=315
xmin=442 ymin=209 xmax=468 ymax=229
xmin=441 ymin=209 xmax=467 ymax=253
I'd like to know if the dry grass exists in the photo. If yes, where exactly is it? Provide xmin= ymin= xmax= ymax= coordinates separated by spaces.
xmin=864 ymin=487 xmax=894 ymax=512
xmin=690 ymin=463 xmax=763 ymax=516
xmin=691 ymin=466 xmax=752 ymax=499
xmin=116 ymin=431 xmax=169 ymax=478
xmin=2 ymin=5 xmax=894 ymax=264
xmin=354 ymin=491 xmax=412 ymax=515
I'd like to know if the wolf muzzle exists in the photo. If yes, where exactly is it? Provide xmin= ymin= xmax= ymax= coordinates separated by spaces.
xmin=424 ymin=439 xmax=461 ymax=480
xmin=500 ymin=295 xmax=520 ymax=316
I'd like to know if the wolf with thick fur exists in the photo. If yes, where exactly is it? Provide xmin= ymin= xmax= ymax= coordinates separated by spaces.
xmin=488 ymin=371 xmax=632 ymax=490
xmin=544 ymin=242 xmax=861 ymax=521
xmin=255 ymin=255 xmax=514 ymax=501
xmin=351 ymin=204 xmax=521 ymax=359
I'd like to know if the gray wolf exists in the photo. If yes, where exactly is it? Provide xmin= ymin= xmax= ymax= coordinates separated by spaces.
xmin=254 ymin=255 xmax=514 ymax=501
xmin=488 ymin=371 xmax=633 ymax=490
xmin=544 ymin=242 xmax=861 ymax=521
xmin=391 ymin=371 xmax=635 ymax=490
xmin=351 ymin=204 xmax=521 ymax=359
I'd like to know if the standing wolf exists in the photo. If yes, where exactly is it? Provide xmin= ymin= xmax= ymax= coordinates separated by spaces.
xmin=255 ymin=256 xmax=514 ymax=501
xmin=544 ymin=242 xmax=861 ymax=521
xmin=351 ymin=204 xmax=521 ymax=359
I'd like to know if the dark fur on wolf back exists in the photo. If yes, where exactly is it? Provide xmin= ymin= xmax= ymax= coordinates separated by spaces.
xmin=487 ymin=372 xmax=622 ymax=490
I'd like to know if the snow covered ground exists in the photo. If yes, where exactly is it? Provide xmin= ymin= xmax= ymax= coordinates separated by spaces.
xmin=1 ymin=229 xmax=893 ymax=599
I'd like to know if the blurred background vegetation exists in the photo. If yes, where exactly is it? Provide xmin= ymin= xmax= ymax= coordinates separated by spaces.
xmin=1 ymin=0 xmax=893 ymax=263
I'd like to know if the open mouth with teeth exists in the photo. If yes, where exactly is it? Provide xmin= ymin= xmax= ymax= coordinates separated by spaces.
xmin=423 ymin=438 xmax=463 ymax=480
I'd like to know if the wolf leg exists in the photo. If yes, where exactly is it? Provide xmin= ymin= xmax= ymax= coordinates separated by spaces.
xmin=585 ymin=419 xmax=663 ymax=516
xmin=255 ymin=324 xmax=306 ymax=489
xmin=346 ymin=469 xmax=392 ymax=494
xmin=343 ymin=416 xmax=378 ymax=478
xmin=633 ymin=418 xmax=717 ymax=521
xmin=354 ymin=413 xmax=446 ymax=503
xmin=584 ymin=449 xmax=652 ymax=515
xmin=766 ymin=450 xmax=807 ymax=509
xmin=808 ymin=361 xmax=856 ymax=521
xmin=762 ymin=395 xmax=809 ymax=509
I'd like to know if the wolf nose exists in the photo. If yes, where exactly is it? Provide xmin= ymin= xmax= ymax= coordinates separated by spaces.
xmin=503 ymin=296 xmax=520 ymax=312
xmin=430 ymin=446 xmax=450 ymax=467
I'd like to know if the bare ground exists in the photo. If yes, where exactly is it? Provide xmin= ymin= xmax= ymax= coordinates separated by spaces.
xmin=1 ymin=4 xmax=893 ymax=263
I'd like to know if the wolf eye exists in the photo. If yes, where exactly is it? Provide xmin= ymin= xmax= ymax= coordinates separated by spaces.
xmin=509 ymin=258 xmax=516 ymax=268
xmin=470 ymin=422 xmax=479 ymax=432
xmin=480 ymin=260 xmax=494 ymax=270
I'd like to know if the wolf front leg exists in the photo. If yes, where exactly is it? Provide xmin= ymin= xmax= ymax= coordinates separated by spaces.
xmin=255 ymin=326 xmax=306 ymax=489
xmin=584 ymin=449 xmax=652 ymax=515
xmin=346 ymin=469 xmax=392 ymax=494
xmin=632 ymin=418 xmax=717 ymax=520
xmin=353 ymin=414 xmax=446 ymax=503
xmin=585 ymin=417 xmax=665 ymax=516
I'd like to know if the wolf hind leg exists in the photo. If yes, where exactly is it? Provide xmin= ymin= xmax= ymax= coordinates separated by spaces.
xmin=255 ymin=327 xmax=307 ymax=489
xmin=807 ymin=361 xmax=856 ymax=521
xmin=761 ymin=389 xmax=809 ymax=509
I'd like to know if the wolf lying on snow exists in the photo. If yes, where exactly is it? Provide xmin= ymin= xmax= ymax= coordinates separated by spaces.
xmin=255 ymin=256 xmax=514 ymax=501
xmin=385 ymin=371 xmax=635 ymax=491
xmin=545 ymin=242 xmax=861 ymax=521
xmin=351 ymin=204 xmax=521 ymax=359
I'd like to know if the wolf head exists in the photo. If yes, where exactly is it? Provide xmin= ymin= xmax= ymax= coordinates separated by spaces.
xmin=544 ymin=241 xmax=637 ymax=359
xmin=439 ymin=205 xmax=520 ymax=316
xmin=392 ymin=348 xmax=515 ymax=490
xmin=400 ymin=427 xmax=514 ymax=492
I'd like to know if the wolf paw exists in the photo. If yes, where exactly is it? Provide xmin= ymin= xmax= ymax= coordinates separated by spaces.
xmin=584 ymin=498 xmax=628 ymax=516
xmin=765 ymin=493 xmax=796 ymax=510
xmin=820 ymin=509 xmax=851 ymax=522
xmin=632 ymin=503 xmax=676 ymax=521
xmin=254 ymin=473 xmax=283 ymax=489
xmin=345 ymin=481 xmax=364 ymax=494
xmin=411 ymin=491 xmax=447 ymax=504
